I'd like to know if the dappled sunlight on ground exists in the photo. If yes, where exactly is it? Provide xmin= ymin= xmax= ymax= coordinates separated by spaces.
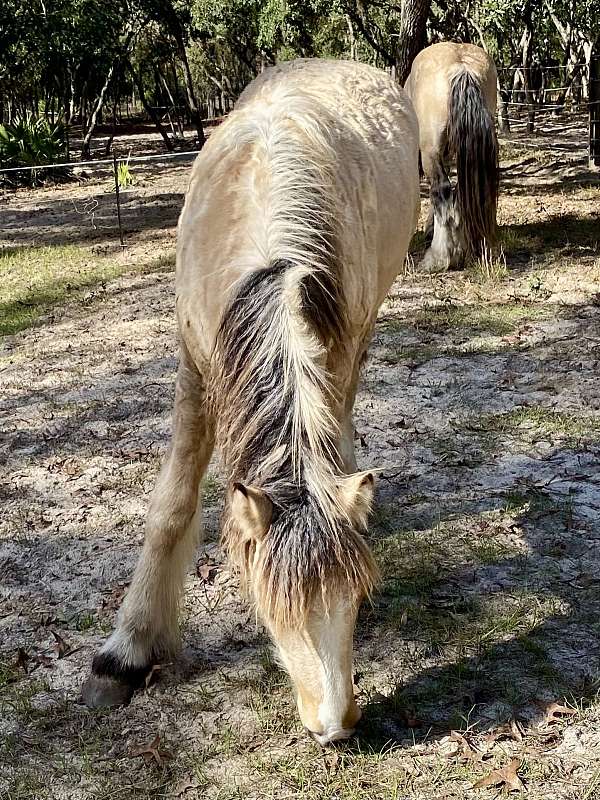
xmin=1 ymin=137 xmax=600 ymax=799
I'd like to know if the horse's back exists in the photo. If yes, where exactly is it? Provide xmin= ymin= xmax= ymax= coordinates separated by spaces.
xmin=177 ymin=59 xmax=419 ymax=364
xmin=238 ymin=58 xmax=412 ymax=134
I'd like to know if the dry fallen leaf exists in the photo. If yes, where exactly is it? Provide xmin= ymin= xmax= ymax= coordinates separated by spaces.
xmin=244 ymin=737 xmax=268 ymax=753
xmin=15 ymin=647 xmax=30 ymax=674
xmin=508 ymin=718 xmax=525 ymax=741
xmin=448 ymin=730 xmax=485 ymax=762
xmin=101 ymin=584 xmax=128 ymax=613
xmin=539 ymin=701 xmax=577 ymax=725
xmin=323 ymin=751 xmax=340 ymax=772
xmin=51 ymin=630 xmax=69 ymax=658
xmin=197 ymin=562 xmax=218 ymax=583
xmin=130 ymin=735 xmax=173 ymax=768
xmin=473 ymin=758 xmax=524 ymax=792
xmin=485 ymin=718 xmax=525 ymax=745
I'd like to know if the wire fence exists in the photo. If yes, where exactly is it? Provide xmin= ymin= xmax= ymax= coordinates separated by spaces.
xmin=0 ymin=146 xmax=204 ymax=256
xmin=1 ymin=62 xmax=598 ymax=256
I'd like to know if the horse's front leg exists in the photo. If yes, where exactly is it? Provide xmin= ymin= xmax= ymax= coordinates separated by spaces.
xmin=421 ymin=157 xmax=462 ymax=272
xmin=83 ymin=345 xmax=214 ymax=707
xmin=336 ymin=341 xmax=372 ymax=475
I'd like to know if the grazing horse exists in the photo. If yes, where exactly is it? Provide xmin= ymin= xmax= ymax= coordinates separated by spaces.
xmin=82 ymin=59 xmax=420 ymax=745
xmin=405 ymin=42 xmax=499 ymax=271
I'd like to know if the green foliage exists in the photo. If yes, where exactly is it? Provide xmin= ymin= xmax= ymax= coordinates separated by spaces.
xmin=116 ymin=158 xmax=134 ymax=189
xmin=0 ymin=0 xmax=598 ymax=158
xmin=0 ymin=115 xmax=67 ymax=185
xmin=0 ymin=115 xmax=66 ymax=166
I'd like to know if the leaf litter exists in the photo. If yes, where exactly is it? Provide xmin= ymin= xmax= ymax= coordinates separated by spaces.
xmin=473 ymin=758 xmax=524 ymax=792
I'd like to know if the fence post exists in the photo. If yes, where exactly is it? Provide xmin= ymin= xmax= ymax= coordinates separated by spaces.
xmin=590 ymin=44 xmax=600 ymax=168
xmin=112 ymin=150 xmax=125 ymax=247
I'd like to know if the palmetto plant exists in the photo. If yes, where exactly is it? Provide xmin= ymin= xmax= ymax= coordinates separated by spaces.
xmin=0 ymin=115 xmax=68 ymax=184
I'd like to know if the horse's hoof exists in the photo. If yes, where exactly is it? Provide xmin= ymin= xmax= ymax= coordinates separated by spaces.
xmin=419 ymin=249 xmax=449 ymax=274
xmin=82 ymin=673 xmax=135 ymax=708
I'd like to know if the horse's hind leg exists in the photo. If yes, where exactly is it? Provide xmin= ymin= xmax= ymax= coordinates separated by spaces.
xmin=83 ymin=343 xmax=214 ymax=707
xmin=421 ymin=154 xmax=461 ymax=273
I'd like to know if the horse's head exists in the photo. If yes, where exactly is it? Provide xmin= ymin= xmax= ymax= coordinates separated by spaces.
xmin=227 ymin=472 xmax=377 ymax=745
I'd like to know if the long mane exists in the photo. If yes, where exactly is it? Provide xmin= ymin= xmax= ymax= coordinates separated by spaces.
xmin=209 ymin=90 xmax=377 ymax=629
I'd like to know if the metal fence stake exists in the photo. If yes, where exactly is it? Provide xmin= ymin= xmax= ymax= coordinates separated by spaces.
xmin=590 ymin=46 xmax=600 ymax=169
xmin=112 ymin=150 xmax=125 ymax=248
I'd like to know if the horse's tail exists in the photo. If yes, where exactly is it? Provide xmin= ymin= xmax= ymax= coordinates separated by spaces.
xmin=447 ymin=69 xmax=499 ymax=258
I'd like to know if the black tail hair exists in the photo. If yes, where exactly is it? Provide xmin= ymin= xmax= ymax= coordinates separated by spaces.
xmin=447 ymin=70 xmax=499 ymax=258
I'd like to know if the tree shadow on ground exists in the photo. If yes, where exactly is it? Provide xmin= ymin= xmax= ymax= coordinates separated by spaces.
xmin=0 ymin=190 xmax=184 ymax=248
xmin=354 ymin=473 xmax=600 ymax=749
xmin=500 ymin=213 xmax=599 ymax=269
xmin=349 ymin=370 xmax=600 ymax=749
xmin=500 ymin=156 xmax=600 ymax=196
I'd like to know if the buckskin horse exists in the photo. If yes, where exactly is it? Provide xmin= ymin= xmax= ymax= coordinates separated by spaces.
xmin=405 ymin=42 xmax=499 ymax=271
xmin=83 ymin=58 xmax=420 ymax=745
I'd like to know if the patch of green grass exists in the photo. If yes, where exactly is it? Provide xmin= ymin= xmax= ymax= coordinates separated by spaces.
xmin=0 ymin=657 xmax=20 ymax=690
xmin=499 ymin=142 xmax=552 ymax=163
xmin=380 ymin=301 xmax=549 ymax=342
xmin=501 ymin=214 xmax=599 ymax=264
xmin=370 ymin=502 xmax=399 ymax=537
xmin=0 ymin=244 xmax=122 ymax=335
xmin=409 ymin=302 xmax=548 ymax=336
xmin=244 ymin=649 xmax=297 ymax=736
xmin=498 ymin=225 xmax=530 ymax=256
xmin=1 ymin=773 xmax=51 ymax=800
xmin=248 ymin=745 xmax=417 ymax=800
xmin=139 ymin=251 xmax=175 ymax=274
xmin=73 ymin=611 xmax=96 ymax=631
xmin=476 ymin=406 xmax=600 ymax=447
xmin=0 ymin=243 xmax=175 ymax=336
xmin=380 ymin=338 xmax=517 ymax=366
xmin=202 ymin=474 xmax=223 ymax=506
xmin=0 ymin=673 xmax=50 ymax=721
xmin=467 ymin=536 xmax=514 ymax=565
xmin=467 ymin=246 xmax=508 ymax=284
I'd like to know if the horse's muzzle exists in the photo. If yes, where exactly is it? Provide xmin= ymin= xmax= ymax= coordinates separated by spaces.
xmin=308 ymin=726 xmax=356 ymax=747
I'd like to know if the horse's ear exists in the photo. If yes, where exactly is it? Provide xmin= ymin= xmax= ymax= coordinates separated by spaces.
xmin=340 ymin=471 xmax=375 ymax=525
xmin=231 ymin=483 xmax=272 ymax=541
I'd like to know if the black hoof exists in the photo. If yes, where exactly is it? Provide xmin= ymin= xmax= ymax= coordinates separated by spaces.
xmin=82 ymin=652 xmax=152 ymax=709
xmin=82 ymin=673 xmax=136 ymax=708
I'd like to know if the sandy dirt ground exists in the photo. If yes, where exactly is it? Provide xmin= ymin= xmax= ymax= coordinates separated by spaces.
xmin=1 ymin=115 xmax=600 ymax=799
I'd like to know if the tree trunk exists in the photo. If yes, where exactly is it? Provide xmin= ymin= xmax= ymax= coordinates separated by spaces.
xmin=170 ymin=61 xmax=185 ymax=136
xmin=395 ymin=0 xmax=432 ymax=84
xmin=127 ymin=61 xmax=173 ymax=151
xmin=176 ymin=42 xmax=205 ymax=146
xmin=345 ymin=15 xmax=356 ymax=60
xmin=81 ymin=63 xmax=115 ymax=159
xmin=590 ymin=43 xmax=600 ymax=168
xmin=520 ymin=25 xmax=536 ymax=133
xmin=498 ymin=87 xmax=511 ymax=133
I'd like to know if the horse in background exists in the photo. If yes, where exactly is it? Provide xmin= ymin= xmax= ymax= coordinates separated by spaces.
xmin=82 ymin=58 xmax=420 ymax=746
xmin=405 ymin=42 xmax=499 ymax=271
